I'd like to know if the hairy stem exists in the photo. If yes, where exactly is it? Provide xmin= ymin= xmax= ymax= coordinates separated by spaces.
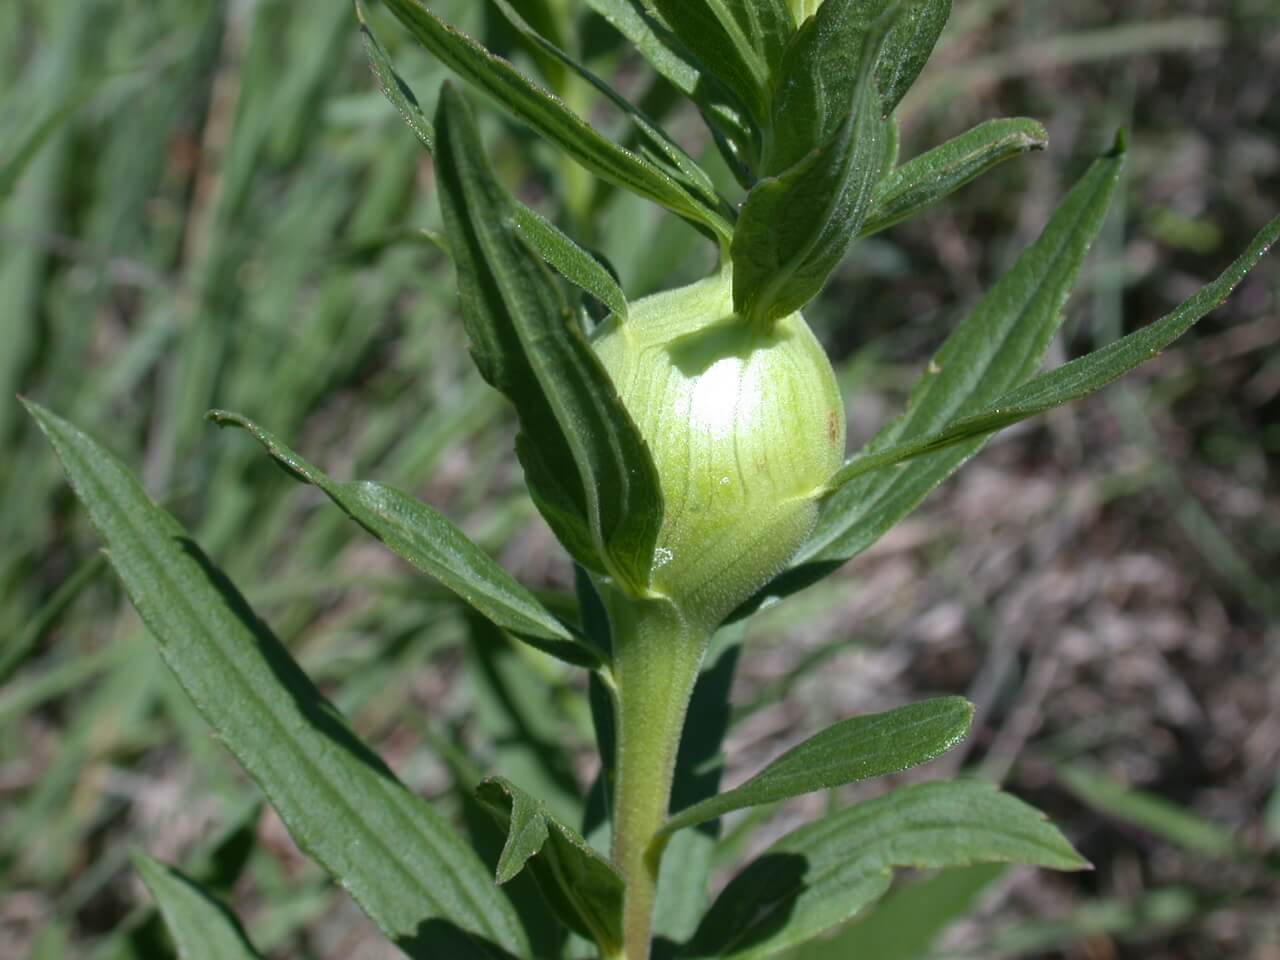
xmin=606 ymin=592 xmax=709 ymax=960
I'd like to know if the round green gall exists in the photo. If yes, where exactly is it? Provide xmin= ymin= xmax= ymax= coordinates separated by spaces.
xmin=593 ymin=270 xmax=845 ymax=628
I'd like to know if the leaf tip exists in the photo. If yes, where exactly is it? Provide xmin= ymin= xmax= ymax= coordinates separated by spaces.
xmin=1108 ymin=128 xmax=1129 ymax=158
xmin=19 ymin=396 xmax=67 ymax=444
xmin=1025 ymin=119 xmax=1050 ymax=151
xmin=17 ymin=393 xmax=45 ymax=420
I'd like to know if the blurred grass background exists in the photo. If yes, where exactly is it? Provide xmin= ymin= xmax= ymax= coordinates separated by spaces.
xmin=1 ymin=0 xmax=1277 ymax=957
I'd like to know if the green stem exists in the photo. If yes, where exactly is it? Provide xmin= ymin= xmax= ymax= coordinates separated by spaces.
xmin=606 ymin=591 xmax=709 ymax=960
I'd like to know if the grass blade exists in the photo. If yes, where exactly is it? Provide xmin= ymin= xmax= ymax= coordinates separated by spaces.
xmin=1059 ymin=765 xmax=1241 ymax=860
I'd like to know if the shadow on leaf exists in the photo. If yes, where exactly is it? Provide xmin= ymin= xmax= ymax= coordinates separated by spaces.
xmin=682 ymin=852 xmax=809 ymax=959
xmin=178 ymin=539 xmax=521 ymax=960
xmin=179 ymin=538 xmax=398 ymax=783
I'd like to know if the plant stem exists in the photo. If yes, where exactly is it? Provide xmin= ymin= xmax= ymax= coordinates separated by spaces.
xmin=606 ymin=592 xmax=709 ymax=960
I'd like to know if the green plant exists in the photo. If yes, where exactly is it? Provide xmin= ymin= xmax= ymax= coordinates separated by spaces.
xmin=23 ymin=1 xmax=1277 ymax=958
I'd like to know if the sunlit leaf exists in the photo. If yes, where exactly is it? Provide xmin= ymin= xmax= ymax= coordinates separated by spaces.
xmin=732 ymin=11 xmax=894 ymax=326
xmin=660 ymin=697 xmax=972 ymax=838
xmin=823 ymin=213 xmax=1280 ymax=489
xmin=876 ymin=0 xmax=950 ymax=114
xmin=580 ymin=0 xmax=759 ymax=181
xmin=683 ymin=780 xmax=1087 ymax=959
xmin=861 ymin=117 xmax=1048 ymax=236
xmin=382 ymin=0 xmax=731 ymax=240
xmin=434 ymin=84 xmax=664 ymax=592
xmin=789 ymin=863 xmax=1006 ymax=960
xmin=488 ymin=0 xmax=723 ymax=208
xmin=358 ymin=4 xmax=629 ymax=318
xmin=766 ymin=0 xmax=895 ymax=174
xmin=26 ymin=402 xmax=530 ymax=960
xmin=646 ymin=0 xmax=793 ymax=125
xmin=208 ymin=411 xmax=601 ymax=669
xmin=745 ymin=135 xmax=1127 ymax=612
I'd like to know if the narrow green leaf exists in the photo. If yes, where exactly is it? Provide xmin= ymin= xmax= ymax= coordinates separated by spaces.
xmin=496 ymin=0 xmax=572 ymax=90
xmin=580 ymin=0 xmax=758 ymax=182
xmin=133 ymin=853 xmax=264 ymax=960
xmin=511 ymin=206 xmax=629 ymax=320
xmin=757 ymin=136 xmax=1126 ymax=607
xmin=358 ymin=4 xmax=628 ymax=319
xmin=707 ymin=0 xmax=796 ymax=75
xmin=476 ymin=777 xmax=626 ymax=955
xmin=861 ymin=117 xmax=1049 ymax=236
xmin=1059 ymin=765 xmax=1241 ymax=859
xmin=416 ymin=729 xmax=572 ymax=960
xmin=358 ymin=3 xmax=435 ymax=150
xmin=25 ymin=402 xmax=529 ymax=960
xmin=876 ymin=0 xmax=950 ymax=114
xmin=488 ymin=0 xmax=724 ymax=210
xmin=660 ymin=697 xmax=972 ymax=839
xmin=825 ymin=213 xmax=1280 ymax=489
xmin=434 ymin=84 xmax=663 ymax=592
xmin=207 ymin=410 xmax=601 ymax=669
xmin=733 ymin=12 xmax=895 ymax=326
xmin=683 ymin=780 xmax=1087 ymax=960
xmin=766 ymin=0 xmax=896 ymax=175
xmin=646 ymin=0 xmax=793 ymax=125
xmin=382 ymin=0 xmax=731 ymax=240
xmin=107 ymin=797 xmax=262 ymax=960
xmin=583 ymin=0 xmax=702 ymax=93
xmin=766 ymin=0 xmax=948 ymax=173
